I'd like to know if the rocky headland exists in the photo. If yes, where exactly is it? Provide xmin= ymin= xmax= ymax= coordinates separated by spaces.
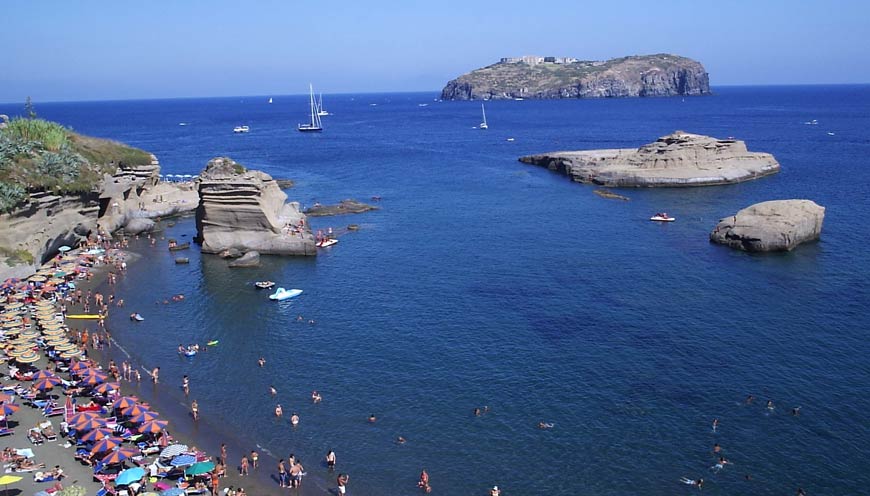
xmin=519 ymin=131 xmax=781 ymax=188
xmin=710 ymin=200 xmax=825 ymax=252
xmin=441 ymin=54 xmax=710 ymax=100
xmin=194 ymin=157 xmax=316 ymax=256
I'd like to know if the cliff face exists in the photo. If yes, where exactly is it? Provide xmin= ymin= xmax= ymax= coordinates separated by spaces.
xmin=441 ymin=54 xmax=710 ymax=100
xmin=195 ymin=157 xmax=316 ymax=256
xmin=519 ymin=131 xmax=780 ymax=187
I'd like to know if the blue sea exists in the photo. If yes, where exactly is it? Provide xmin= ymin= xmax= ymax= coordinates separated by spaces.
xmin=3 ymin=86 xmax=869 ymax=495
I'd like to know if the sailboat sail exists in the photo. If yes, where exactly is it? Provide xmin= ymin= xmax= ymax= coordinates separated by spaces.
xmin=317 ymin=93 xmax=329 ymax=116
xmin=480 ymin=104 xmax=488 ymax=129
xmin=298 ymin=84 xmax=323 ymax=132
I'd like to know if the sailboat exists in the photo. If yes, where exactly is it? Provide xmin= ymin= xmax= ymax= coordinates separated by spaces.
xmin=268 ymin=97 xmax=273 ymax=104
xmin=317 ymin=93 xmax=329 ymax=116
xmin=298 ymin=84 xmax=323 ymax=132
xmin=479 ymin=103 xmax=488 ymax=130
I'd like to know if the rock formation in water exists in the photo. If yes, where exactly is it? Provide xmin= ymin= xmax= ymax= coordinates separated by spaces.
xmin=195 ymin=157 xmax=316 ymax=256
xmin=519 ymin=131 xmax=780 ymax=187
xmin=441 ymin=54 xmax=710 ymax=100
xmin=304 ymin=199 xmax=379 ymax=217
xmin=710 ymin=200 xmax=825 ymax=252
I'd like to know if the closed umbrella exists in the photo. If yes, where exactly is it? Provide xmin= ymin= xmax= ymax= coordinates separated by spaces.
xmin=115 ymin=467 xmax=146 ymax=486
xmin=160 ymin=444 xmax=189 ymax=459
xmin=170 ymin=454 xmax=196 ymax=467
xmin=184 ymin=461 xmax=215 ymax=476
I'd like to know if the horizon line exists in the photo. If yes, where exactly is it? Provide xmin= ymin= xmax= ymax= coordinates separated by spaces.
xmin=1 ymin=82 xmax=868 ymax=106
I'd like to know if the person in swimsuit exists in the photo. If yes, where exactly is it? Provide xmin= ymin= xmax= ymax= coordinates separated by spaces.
xmin=311 ymin=390 xmax=322 ymax=403
xmin=490 ymin=486 xmax=501 ymax=496
xmin=191 ymin=400 xmax=199 ymax=420
xmin=250 ymin=451 xmax=258 ymax=469
xmin=290 ymin=413 xmax=299 ymax=426
xmin=368 ymin=414 xmax=377 ymax=423
xmin=712 ymin=418 xmax=719 ymax=432
xmin=275 ymin=404 xmax=283 ymax=417
xmin=182 ymin=375 xmax=189 ymax=395
xmin=277 ymin=459 xmax=287 ymax=488
xmin=326 ymin=450 xmax=336 ymax=470
xmin=239 ymin=456 xmax=249 ymax=476
xmin=418 ymin=469 xmax=431 ymax=493
xmin=269 ymin=386 xmax=277 ymax=396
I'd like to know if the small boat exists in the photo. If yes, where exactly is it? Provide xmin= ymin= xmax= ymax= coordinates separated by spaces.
xmin=316 ymin=238 xmax=338 ymax=248
xmin=168 ymin=242 xmax=190 ymax=251
xmin=317 ymin=93 xmax=329 ymax=116
xmin=207 ymin=340 xmax=220 ymax=346
xmin=506 ymin=138 xmax=515 ymax=142
xmin=175 ymin=258 xmax=190 ymax=264
xmin=254 ymin=281 xmax=276 ymax=290
xmin=827 ymin=132 xmax=835 ymax=136
xmin=178 ymin=122 xmax=188 ymax=126
xmin=269 ymin=288 xmax=303 ymax=301
xmin=268 ymin=97 xmax=273 ymax=104
xmin=298 ymin=84 xmax=323 ymax=132
xmin=479 ymin=103 xmax=488 ymax=130
xmin=650 ymin=213 xmax=676 ymax=222
xmin=130 ymin=313 xmax=145 ymax=321
xmin=233 ymin=126 xmax=250 ymax=133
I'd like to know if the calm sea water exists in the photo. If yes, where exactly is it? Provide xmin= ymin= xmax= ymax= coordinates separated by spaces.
xmin=3 ymin=86 xmax=869 ymax=495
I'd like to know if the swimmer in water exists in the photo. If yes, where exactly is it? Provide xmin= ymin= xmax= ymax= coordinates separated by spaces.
xmin=182 ymin=375 xmax=189 ymax=395
xmin=792 ymin=406 xmax=801 ymax=416
xmin=538 ymin=422 xmax=554 ymax=429
xmin=290 ymin=413 xmax=299 ymax=426
xmin=712 ymin=457 xmax=730 ymax=473
xmin=368 ymin=414 xmax=377 ymax=423
xmin=269 ymin=385 xmax=277 ymax=396
xmin=713 ymin=443 xmax=721 ymax=454
xmin=311 ymin=391 xmax=322 ymax=403
xmin=680 ymin=477 xmax=704 ymax=489
xmin=745 ymin=394 xmax=755 ymax=405
xmin=396 ymin=436 xmax=406 ymax=444
xmin=275 ymin=404 xmax=283 ymax=417
xmin=257 ymin=357 xmax=265 ymax=367
xmin=474 ymin=408 xmax=481 ymax=416
xmin=766 ymin=399 xmax=775 ymax=411
xmin=712 ymin=418 xmax=719 ymax=433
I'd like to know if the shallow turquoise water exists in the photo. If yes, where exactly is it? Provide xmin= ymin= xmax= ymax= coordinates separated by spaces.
xmin=4 ymin=86 xmax=869 ymax=495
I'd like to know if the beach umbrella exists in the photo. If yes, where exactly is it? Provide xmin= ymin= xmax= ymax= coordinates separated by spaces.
xmin=20 ymin=330 xmax=39 ymax=339
xmin=122 ymin=404 xmax=150 ymax=417
xmin=58 ymin=246 xmax=72 ymax=253
xmin=160 ymin=444 xmax=189 ymax=459
xmin=184 ymin=461 xmax=215 ymax=476
xmin=78 ymin=374 xmax=106 ymax=386
xmin=15 ymin=352 xmax=40 ymax=363
xmin=4 ymin=303 xmax=22 ymax=310
xmin=169 ymin=454 xmax=196 ymax=467
xmin=70 ymin=360 xmax=90 ymax=373
xmin=32 ymin=370 xmax=55 ymax=380
xmin=94 ymin=382 xmax=120 ymax=394
xmin=67 ymin=411 xmax=99 ymax=425
xmin=90 ymin=436 xmax=123 ymax=454
xmin=81 ymin=368 xmax=108 ymax=378
xmin=113 ymin=396 xmax=139 ymax=410
xmin=0 ymin=474 xmax=23 ymax=496
xmin=130 ymin=410 xmax=159 ymax=423
xmin=60 ymin=350 xmax=83 ymax=359
xmin=54 ymin=343 xmax=79 ymax=352
xmin=78 ymin=427 xmax=114 ymax=442
xmin=101 ymin=446 xmax=140 ymax=465
xmin=115 ymin=467 xmax=146 ymax=486
xmin=74 ymin=417 xmax=108 ymax=431
xmin=0 ymin=403 xmax=20 ymax=416
xmin=5 ymin=348 xmax=30 ymax=358
xmin=138 ymin=419 xmax=168 ymax=434
xmin=34 ymin=376 xmax=62 ymax=390
xmin=160 ymin=489 xmax=185 ymax=496
xmin=28 ymin=275 xmax=47 ymax=283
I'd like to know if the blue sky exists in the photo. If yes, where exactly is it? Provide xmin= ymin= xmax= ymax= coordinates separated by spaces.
xmin=1 ymin=0 xmax=868 ymax=102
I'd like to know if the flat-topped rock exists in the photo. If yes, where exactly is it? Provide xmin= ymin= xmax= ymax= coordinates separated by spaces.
xmin=519 ymin=131 xmax=780 ymax=187
xmin=194 ymin=157 xmax=316 ymax=256
xmin=710 ymin=200 xmax=825 ymax=252
xmin=304 ymin=199 xmax=379 ymax=217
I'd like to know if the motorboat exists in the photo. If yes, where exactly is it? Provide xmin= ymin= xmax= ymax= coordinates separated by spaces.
xmin=316 ymin=238 xmax=338 ymax=248
xmin=233 ymin=125 xmax=250 ymax=133
xmin=254 ymin=281 xmax=276 ymax=290
xmin=269 ymin=288 xmax=303 ymax=301
xmin=650 ymin=213 xmax=676 ymax=222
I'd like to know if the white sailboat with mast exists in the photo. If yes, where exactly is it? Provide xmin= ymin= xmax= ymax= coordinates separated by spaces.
xmin=479 ymin=103 xmax=488 ymax=130
xmin=317 ymin=93 xmax=329 ymax=116
xmin=298 ymin=84 xmax=323 ymax=132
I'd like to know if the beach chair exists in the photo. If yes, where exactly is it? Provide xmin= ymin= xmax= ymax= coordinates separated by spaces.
xmin=27 ymin=427 xmax=45 ymax=445
xmin=39 ymin=421 xmax=57 ymax=441
xmin=0 ymin=427 xmax=13 ymax=437
xmin=43 ymin=403 xmax=64 ymax=417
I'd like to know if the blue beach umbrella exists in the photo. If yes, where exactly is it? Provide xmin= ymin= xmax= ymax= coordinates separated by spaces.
xmin=115 ymin=467 xmax=146 ymax=486
xmin=170 ymin=454 xmax=195 ymax=467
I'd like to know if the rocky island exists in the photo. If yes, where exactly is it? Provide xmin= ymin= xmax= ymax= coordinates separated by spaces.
xmin=441 ymin=54 xmax=710 ymax=100
xmin=711 ymin=200 xmax=825 ymax=252
xmin=519 ymin=131 xmax=780 ymax=187
xmin=194 ymin=157 xmax=316 ymax=256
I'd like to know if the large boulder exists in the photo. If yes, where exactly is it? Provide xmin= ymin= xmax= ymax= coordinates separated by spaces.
xmin=710 ymin=200 xmax=825 ymax=252
xmin=194 ymin=157 xmax=316 ymax=256
xmin=520 ymin=131 xmax=780 ymax=187
xmin=228 ymin=251 xmax=260 ymax=268
xmin=124 ymin=217 xmax=155 ymax=235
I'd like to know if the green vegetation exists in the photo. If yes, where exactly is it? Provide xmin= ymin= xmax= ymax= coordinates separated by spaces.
xmin=24 ymin=96 xmax=36 ymax=119
xmin=0 ymin=246 xmax=35 ymax=266
xmin=0 ymin=106 xmax=152 ymax=211
xmin=232 ymin=162 xmax=246 ymax=174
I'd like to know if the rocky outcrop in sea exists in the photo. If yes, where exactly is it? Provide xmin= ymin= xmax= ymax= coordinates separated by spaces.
xmin=519 ymin=131 xmax=780 ymax=187
xmin=194 ymin=157 xmax=316 ymax=256
xmin=710 ymin=200 xmax=825 ymax=252
xmin=441 ymin=54 xmax=710 ymax=100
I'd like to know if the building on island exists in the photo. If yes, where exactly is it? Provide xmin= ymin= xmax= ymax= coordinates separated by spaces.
xmin=499 ymin=56 xmax=579 ymax=65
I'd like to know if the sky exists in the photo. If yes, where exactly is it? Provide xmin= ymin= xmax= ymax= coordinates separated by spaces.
xmin=1 ymin=0 xmax=868 ymax=103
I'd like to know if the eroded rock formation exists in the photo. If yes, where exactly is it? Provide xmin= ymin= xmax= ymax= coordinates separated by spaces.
xmin=195 ymin=157 xmax=315 ymax=256
xmin=519 ymin=131 xmax=780 ymax=187
xmin=710 ymin=200 xmax=825 ymax=252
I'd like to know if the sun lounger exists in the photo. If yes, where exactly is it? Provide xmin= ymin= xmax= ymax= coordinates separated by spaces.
xmin=28 ymin=428 xmax=45 ymax=445
xmin=0 ymin=428 xmax=12 ymax=437
xmin=39 ymin=421 xmax=57 ymax=441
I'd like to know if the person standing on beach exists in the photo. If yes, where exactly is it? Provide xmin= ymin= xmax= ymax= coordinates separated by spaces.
xmin=220 ymin=444 xmax=228 ymax=466
xmin=277 ymin=459 xmax=287 ymax=488
xmin=290 ymin=459 xmax=304 ymax=488
xmin=239 ymin=455 xmax=249 ymax=476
